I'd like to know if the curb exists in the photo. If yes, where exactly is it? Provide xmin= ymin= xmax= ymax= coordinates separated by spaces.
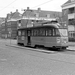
xmin=67 ymin=46 xmax=75 ymax=51
xmin=6 ymin=44 xmax=55 ymax=54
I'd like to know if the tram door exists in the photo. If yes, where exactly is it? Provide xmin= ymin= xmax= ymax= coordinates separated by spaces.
xmin=27 ymin=30 xmax=31 ymax=45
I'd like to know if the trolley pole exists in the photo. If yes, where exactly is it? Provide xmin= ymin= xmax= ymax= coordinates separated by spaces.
xmin=9 ymin=31 xmax=12 ymax=45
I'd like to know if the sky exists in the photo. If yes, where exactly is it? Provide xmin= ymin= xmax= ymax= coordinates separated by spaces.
xmin=0 ymin=0 xmax=68 ymax=17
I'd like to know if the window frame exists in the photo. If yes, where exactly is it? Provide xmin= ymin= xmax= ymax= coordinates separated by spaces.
xmin=18 ymin=30 xmax=21 ymax=36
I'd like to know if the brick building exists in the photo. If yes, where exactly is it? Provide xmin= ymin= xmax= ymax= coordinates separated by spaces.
xmin=19 ymin=7 xmax=62 ymax=28
xmin=62 ymin=0 xmax=75 ymax=41
xmin=0 ymin=18 xmax=5 ymax=38
xmin=0 ymin=7 xmax=62 ymax=39
xmin=1 ymin=9 xmax=21 ymax=39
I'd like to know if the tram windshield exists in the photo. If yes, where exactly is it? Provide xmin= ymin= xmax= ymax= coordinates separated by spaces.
xmin=59 ymin=29 xmax=68 ymax=37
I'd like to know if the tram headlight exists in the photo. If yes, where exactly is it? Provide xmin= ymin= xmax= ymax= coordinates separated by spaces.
xmin=63 ymin=41 xmax=66 ymax=43
xmin=63 ymin=39 xmax=67 ymax=43
xmin=57 ymin=38 xmax=60 ymax=43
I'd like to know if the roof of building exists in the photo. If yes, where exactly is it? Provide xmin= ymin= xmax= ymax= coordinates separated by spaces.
xmin=63 ymin=0 xmax=71 ymax=5
xmin=22 ymin=7 xmax=62 ymax=18
xmin=6 ymin=7 xmax=62 ymax=22
xmin=62 ymin=0 xmax=75 ymax=7
xmin=0 ymin=17 xmax=5 ymax=24
xmin=6 ymin=9 xmax=22 ymax=21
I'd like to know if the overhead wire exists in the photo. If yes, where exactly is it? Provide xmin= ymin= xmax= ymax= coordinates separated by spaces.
xmin=0 ymin=0 xmax=54 ymax=12
xmin=0 ymin=0 xmax=17 ymax=11
xmin=0 ymin=0 xmax=54 ymax=17
xmin=32 ymin=0 xmax=54 ymax=8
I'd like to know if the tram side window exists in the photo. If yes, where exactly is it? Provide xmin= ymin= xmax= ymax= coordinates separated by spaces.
xmin=18 ymin=31 xmax=21 ymax=36
xmin=42 ymin=29 xmax=45 ymax=36
xmin=22 ymin=30 xmax=25 ymax=36
xmin=55 ymin=29 xmax=60 ymax=36
xmin=52 ymin=29 xmax=60 ymax=36
xmin=46 ymin=29 xmax=52 ymax=36
xmin=31 ymin=30 xmax=34 ymax=36
xmin=33 ymin=29 xmax=39 ymax=36
xmin=25 ymin=30 xmax=27 ymax=36
xmin=52 ymin=29 xmax=55 ymax=36
xmin=46 ymin=28 xmax=58 ymax=36
xmin=39 ymin=29 xmax=45 ymax=36
xmin=33 ymin=28 xmax=45 ymax=36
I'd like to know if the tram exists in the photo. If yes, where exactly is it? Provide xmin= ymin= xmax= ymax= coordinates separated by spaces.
xmin=17 ymin=21 xmax=68 ymax=50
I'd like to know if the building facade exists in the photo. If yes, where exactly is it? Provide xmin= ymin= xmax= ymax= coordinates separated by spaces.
xmin=62 ymin=0 xmax=75 ymax=41
xmin=0 ymin=18 xmax=5 ymax=38
xmin=1 ymin=9 xmax=21 ymax=39
xmin=0 ymin=7 xmax=62 ymax=39
xmin=19 ymin=7 xmax=62 ymax=28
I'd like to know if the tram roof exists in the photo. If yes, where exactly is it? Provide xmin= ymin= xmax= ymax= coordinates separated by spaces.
xmin=43 ymin=23 xmax=60 ymax=28
xmin=18 ymin=20 xmax=63 ymax=30
xmin=18 ymin=23 xmax=62 ymax=30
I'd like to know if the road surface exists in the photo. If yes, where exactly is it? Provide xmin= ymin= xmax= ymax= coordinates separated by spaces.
xmin=0 ymin=39 xmax=75 ymax=75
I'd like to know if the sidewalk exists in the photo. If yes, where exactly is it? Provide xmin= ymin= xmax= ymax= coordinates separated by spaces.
xmin=68 ymin=42 xmax=75 ymax=46
xmin=67 ymin=42 xmax=75 ymax=50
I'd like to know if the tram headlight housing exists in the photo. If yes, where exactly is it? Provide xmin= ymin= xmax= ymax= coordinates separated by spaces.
xmin=57 ymin=38 xmax=60 ymax=43
xmin=63 ymin=39 xmax=67 ymax=43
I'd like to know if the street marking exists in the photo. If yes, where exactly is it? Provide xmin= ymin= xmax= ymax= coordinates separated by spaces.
xmin=0 ymin=59 xmax=7 ymax=62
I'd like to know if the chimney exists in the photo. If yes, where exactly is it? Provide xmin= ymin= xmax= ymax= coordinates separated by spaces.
xmin=10 ymin=12 xmax=12 ymax=14
xmin=38 ymin=8 xmax=41 ymax=11
xmin=7 ymin=13 xmax=11 ymax=19
xmin=7 ymin=13 xmax=10 ymax=19
xmin=27 ymin=7 xmax=29 ymax=10
xmin=16 ymin=9 xmax=18 ymax=12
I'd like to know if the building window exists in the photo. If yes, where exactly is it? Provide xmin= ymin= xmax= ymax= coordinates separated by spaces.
xmin=2 ymin=23 xmax=5 ymax=26
xmin=7 ymin=28 xmax=11 ymax=31
xmin=35 ymin=13 xmax=39 ymax=17
xmin=63 ymin=9 xmax=67 ymax=15
xmin=7 ymin=22 xmax=11 ymax=25
xmin=46 ymin=14 xmax=50 ymax=18
xmin=68 ymin=7 xmax=74 ymax=14
xmin=18 ymin=20 xmax=21 ymax=23
xmin=69 ymin=31 xmax=74 ymax=38
xmin=68 ymin=19 xmax=75 ymax=25
xmin=2 ymin=29 xmax=5 ymax=31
